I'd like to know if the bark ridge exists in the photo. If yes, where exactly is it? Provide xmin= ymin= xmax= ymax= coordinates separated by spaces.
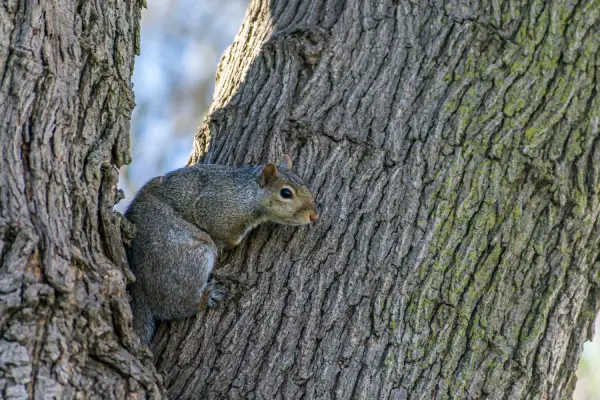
xmin=0 ymin=1 xmax=162 ymax=398
xmin=156 ymin=0 xmax=600 ymax=399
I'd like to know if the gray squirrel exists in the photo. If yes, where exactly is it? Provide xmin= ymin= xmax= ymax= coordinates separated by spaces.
xmin=124 ymin=155 xmax=319 ymax=344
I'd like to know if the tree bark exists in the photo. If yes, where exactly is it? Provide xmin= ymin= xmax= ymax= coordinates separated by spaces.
xmin=152 ymin=0 xmax=600 ymax=399
xmin=0 ymin=1 xmax=163 ymax=398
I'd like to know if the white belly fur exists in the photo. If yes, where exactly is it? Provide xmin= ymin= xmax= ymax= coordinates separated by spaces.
xmin=235 ymin=216 xmax=268 ymax=245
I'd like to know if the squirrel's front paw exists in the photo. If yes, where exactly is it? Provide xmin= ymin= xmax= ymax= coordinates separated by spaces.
xmin=200 ymin=280 xmax=228 ymax=310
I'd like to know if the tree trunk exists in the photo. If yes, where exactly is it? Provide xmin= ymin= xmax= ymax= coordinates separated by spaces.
xmin=152 ymin=0 xmax=600 ymax=399
xmin=0 ymin=1 xmax=163 ymax=398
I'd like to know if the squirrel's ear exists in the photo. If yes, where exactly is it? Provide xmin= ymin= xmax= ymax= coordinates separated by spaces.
xmin=279 ymin=154 xmax=293 ymax=169
xmin=259 ymin=163 xmax=278 ymax=187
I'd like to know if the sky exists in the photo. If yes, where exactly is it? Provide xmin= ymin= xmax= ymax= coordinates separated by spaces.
xmin=118 ymin=0 xmax=248 ymax=209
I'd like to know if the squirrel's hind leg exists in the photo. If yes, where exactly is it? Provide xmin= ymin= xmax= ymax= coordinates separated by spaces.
xmin=200 ymin=279 xmax=228 ymax=309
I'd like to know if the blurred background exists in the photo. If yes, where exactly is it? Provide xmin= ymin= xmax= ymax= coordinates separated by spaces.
xmin=577 ymin=316 xmax=600 ymax=399
xmin=118 ymin=0 xmax=249 ymax=206
xmin=120 ymin=1 xmax=599 ymax=397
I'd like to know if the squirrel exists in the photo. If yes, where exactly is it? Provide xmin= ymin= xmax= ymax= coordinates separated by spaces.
xmin=124 ymin=154 xmax=319 ymax=344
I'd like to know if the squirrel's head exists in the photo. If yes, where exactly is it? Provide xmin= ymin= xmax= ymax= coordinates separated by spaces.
xmin=258 ymin=154 xmax=319 ymax=226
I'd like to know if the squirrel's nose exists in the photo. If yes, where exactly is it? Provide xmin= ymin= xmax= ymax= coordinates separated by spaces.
xmin=309 ymin=210 xmax=319 ymax=222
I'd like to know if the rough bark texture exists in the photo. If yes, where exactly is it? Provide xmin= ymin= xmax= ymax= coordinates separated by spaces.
xmin=152 ymin=0 xmax=600 ymax=399
xmin=0 ymin=0 xmax=163 ymax=398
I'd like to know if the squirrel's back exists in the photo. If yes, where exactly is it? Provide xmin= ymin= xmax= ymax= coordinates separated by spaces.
xmin=128 ymin=164 xmax=262 ymax=249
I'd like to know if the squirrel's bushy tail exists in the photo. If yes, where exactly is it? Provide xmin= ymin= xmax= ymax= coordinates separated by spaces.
xmin=130 ymin=292 xmax=156 ymax=345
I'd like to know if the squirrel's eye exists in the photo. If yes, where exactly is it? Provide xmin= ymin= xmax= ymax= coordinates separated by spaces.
xmin=280 ymin=188 xmax=294 ymax=199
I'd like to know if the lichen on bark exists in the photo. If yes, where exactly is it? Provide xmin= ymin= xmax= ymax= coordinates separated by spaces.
xmin=155 ymin=0 xmax=600 ymax=399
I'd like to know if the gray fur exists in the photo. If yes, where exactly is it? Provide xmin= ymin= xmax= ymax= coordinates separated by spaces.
xmin=125 ymin=160 xmax=317 ymax=344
